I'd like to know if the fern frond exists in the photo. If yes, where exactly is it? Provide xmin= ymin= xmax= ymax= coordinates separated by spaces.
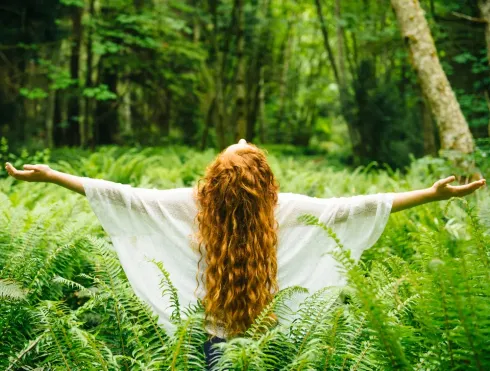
xmin=151 ymin=259 xmax=181 ymax=323
xmin=246 ymin=285 xmax=308 ymax=339
xmin=0 ymin=279 xmax=27 ymax=300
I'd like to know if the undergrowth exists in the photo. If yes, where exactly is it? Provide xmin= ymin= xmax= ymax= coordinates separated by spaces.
xmin=0 ymin=146 xmax=489 ymax=370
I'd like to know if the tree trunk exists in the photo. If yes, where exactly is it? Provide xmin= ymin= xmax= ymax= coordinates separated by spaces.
xmin=208 ymin=0 xmax=234 ymax=150
xmin=95 ymin=58 xmax=119 ymax=145
xmin=234 ymin=0 xmax=247 ymax=141
xmin=44 ymin=42 xmax=62 ymax=149
xmin=315 ymin=0 xmax=361 ymax=160
xmin=477 ymin=0 xmax=490 ymax=136
xmin=45 ymin=89 xmax=56 ymax=149
xmin=193 ymin=0 xmax=201 ymax=44
xmin=161 ymin=89 xmax=171 ymax=137
xmin=215 ymin=71 xmax=226 ymax=149
xmin=54 ymin=90 xmax=68 ymax=146
xmin=314 ymin=0 xmax=340 ymax=88
xmin=277 ymin=23 xmax=293 ymax=140
xmin=246 ymin=0 xmax=271 ymax=143
xmin=391 ymin=0 xmax=474 ymax=154
xmin=201 ymin=97 xmax=216 ymax=150
xmin=257 ymin=68 xmax=266 ymax=143
xmin=420 ymin=93 xmax=437 ymax=156
xmin=84 ymin=0 xmax=96 ymax=149
xmin=119 ymin=81 xmax=133 ymax=139
xmin=67 ymin=6 xmax=83 ymax=146
xmin=335 ymin=0 xmax=346 ymax=89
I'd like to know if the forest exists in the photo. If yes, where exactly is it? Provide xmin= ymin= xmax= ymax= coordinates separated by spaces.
xmin=1 ymin=0 xmax=490 ymax=369
xmin=1 ymin=0 xmax=489 ymax=167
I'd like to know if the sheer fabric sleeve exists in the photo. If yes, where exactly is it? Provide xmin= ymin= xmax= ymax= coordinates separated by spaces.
xmin=81 ymin=178 xmax=200 ymax=337
xmin=279 ymin=192 xmax=394 ymax=261
xmin=82 ymin=177 xmax=195 ymax=237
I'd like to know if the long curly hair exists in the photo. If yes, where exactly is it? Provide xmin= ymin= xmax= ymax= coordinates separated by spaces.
xmin=195 ymin=144 xmax=279 ymax=338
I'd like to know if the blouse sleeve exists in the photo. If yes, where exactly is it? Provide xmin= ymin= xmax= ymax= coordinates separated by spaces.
xmin=82 ymin=177 xmax=195 ymax=237
xmin=281 ymin=192 xmax=394 ymax=261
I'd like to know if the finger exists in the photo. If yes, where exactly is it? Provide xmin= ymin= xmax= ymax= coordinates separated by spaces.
xmin=5 ymin=162 xmax=33 ymax=179
xmin=14 ymin=170 xmax=35 ymax=180
xmin=451 ymin=179 xmax=486 ymax=194
xmin=439 ymin=175 xmax=456 ymax=187
xmin=23 ymin=164 xmax=39 ymax=171
xmin=5 ymin=163 xmax=16 ymax=175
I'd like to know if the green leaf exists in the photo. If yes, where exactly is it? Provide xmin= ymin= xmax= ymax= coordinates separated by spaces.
xmin=453 ymin=52 xmax=476 ymax=64
xmin=19 ymin=88 xmax=48 ymax=100
xmin=83 ymin=84 xmax=117 ymax=101
xmin=60 ymin=0 xmax=84 ymax=7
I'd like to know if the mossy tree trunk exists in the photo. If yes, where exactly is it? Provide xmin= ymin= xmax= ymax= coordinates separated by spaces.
xmin=391 ymin=0 xmax=474 ymax=154
xmin=478 ymin=0 xmax=490 ymax=136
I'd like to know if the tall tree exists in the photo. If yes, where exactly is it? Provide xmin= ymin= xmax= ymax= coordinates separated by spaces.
xmin=391 ymin=0 xmax=474 ymax=154
xmin=234 ymin=0 xmax=247 ymax=141
xmin=335 ymin=0 xmax=346 ymax=90
xmin=315 ymin=0 xmax=362 ymax=159
xmin=68 ymin=5 xmax=83 ymax=146
xmin=478 ymin=0 xmax=490 ymax=136
xmin=84 ymin=0 xmax=96 ymax=148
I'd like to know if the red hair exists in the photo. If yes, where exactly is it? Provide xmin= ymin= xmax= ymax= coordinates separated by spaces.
xmin=195 ymin=144 xmax=279 ymax=338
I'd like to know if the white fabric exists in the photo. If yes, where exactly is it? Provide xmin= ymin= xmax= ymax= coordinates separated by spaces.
xmin=82 ymin=177 xmax=394 ymax=338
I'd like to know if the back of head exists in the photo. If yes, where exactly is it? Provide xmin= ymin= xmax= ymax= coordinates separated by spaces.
xmin=196 ymin=144 xmax=279 ymax=338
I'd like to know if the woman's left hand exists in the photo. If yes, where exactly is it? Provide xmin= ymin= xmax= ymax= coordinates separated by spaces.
xmin=431 ymin=176 xmax=486 ymax=201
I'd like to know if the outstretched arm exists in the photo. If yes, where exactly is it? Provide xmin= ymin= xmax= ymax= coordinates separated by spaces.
xmin=392 ymin=176 xmax=486 ymax=213
xmin=5 ymin=162 xmax=85 ymax=195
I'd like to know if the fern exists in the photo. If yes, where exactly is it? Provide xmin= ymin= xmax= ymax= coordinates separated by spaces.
xmin=1 ymin=147 xmax=490 ymax=370
xmin=151 ymin=259 xmax=181 ymax=323
xmin=0 ymin=279 xmax=27 ymax=300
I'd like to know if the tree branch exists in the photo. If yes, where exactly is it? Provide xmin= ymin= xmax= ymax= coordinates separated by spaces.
xmin=450 ymin=11 xmax=487 ymax=24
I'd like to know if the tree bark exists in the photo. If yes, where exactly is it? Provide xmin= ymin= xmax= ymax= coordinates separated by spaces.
xmin=257 ymin=68 xmax=266 ymax=143
xmin=201 ymin=97 xmax=216 ymax=150
xmin=391 ymin=0 xmax=474 ymax=154
xmin=234 ymin=0 xmax=247 ymax=141
xmin=315 ymin=0 xmax=361 ymax=160
xmin=67 ymin=6 xmax=83 ymax=146
xmin=335 ymin=0 xmax=346 ymax=89
xmin=314 ymin=0 xmax=340 ymax=88
xmin=420 ymin=93 xmax=437 ymax=156
xmin=277 ymin=23 xmax=293 ymax=139
xmin=477 ymin=0 xmax=490 ymax=136
xmin=208 ymin=0 xmax=236 ymax=150
xmin=44 ymin=42 xmax=62 ymax=149
xmin=84 ymin=0 xmax=96 ymax=149
xmin=119 ymin=81 xmax=133 ymax=138
xmin=193 ymin=0 xmax=201 ymax=44
xmin=54 ymin=90 xmax=68 ymax=146
xmin=245 ymin=0 xmax=271 ymax=143
xmin=95 ymin=58 xmax=119 ymax=145
xmin=160 ymin=89 xmax=171 ymax=137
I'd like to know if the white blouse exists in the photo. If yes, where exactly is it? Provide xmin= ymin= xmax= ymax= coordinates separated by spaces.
xmin=82 ymin=177 xmax=394 ymax=339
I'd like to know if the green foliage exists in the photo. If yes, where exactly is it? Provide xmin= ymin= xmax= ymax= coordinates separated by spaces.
xmin=83 ymin=84 xmax=118 ymax=101
xmin=0 ymin=137 xmax=51 ymax=178
xmin=19 ymin=88 xmax=48 ymax=100
xmin=60 ymin=0 xmax=84 ymax=6
xmin=1 ymin=146 xmax=489 ymax=369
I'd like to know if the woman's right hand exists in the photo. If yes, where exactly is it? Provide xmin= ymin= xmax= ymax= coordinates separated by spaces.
xmin=5 ymin=163 xmax=53 ymax=183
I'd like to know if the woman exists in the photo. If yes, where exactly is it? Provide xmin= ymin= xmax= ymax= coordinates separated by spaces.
xmin=5 ymin=139 xmax=486 ymax=369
